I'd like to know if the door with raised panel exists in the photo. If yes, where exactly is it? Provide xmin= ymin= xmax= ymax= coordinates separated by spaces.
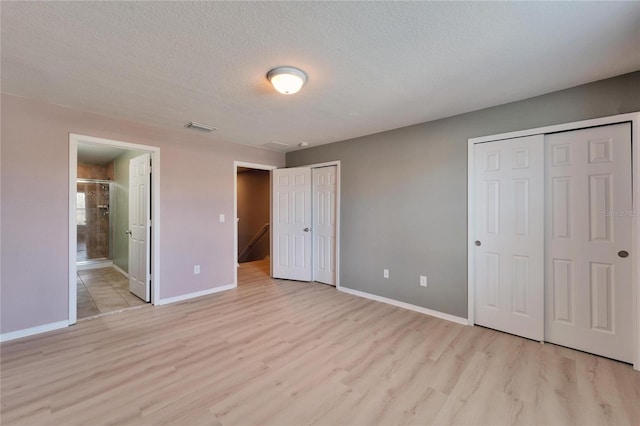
xmin=545 ymin=123 xmax=633 ymax=362
xmin=128 ymin=153 xmax=151 ymax=302
xmin=272 ymin=167 xmax=312 ymax=281
xmin=474 ymin=135 xmax=544 ymax=341
xmin=312 ymin=166 xmax=337 ymax=285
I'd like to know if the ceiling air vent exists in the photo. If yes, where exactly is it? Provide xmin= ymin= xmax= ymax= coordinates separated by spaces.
xmin=184 ymin=122 xmax=216 ymax=132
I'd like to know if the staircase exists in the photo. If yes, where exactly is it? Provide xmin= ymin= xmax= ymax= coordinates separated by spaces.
xmin=238 ymin=223 xmax=269 ymax=263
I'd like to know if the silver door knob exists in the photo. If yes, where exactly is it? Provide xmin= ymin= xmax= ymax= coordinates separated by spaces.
xmin=618 ymin=250 xmax=629 ymax=258
xmin=303 ymin=228 xmax=310 ymax=232
xmin=125 ymin=230 xmax=132 ymax=236
xmin=475 ymin=240 xmax=481 ymax=246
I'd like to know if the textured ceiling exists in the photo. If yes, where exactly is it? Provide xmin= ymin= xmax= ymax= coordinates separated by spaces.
xmin=2 ymin=2 xmax=639 ymax=152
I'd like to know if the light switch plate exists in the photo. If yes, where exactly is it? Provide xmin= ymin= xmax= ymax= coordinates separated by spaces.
xmin=219 ymin=214 xmax=225 ymax=223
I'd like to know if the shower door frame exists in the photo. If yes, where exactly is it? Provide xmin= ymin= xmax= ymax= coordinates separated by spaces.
xmin=76 ymin=178 xmax=115 ymax=266
xmin=69 ymin=134 xmax=161 ymax=325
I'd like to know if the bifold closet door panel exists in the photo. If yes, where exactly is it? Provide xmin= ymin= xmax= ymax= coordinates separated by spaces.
xmin=545 ymin=123 xmax=633 ymax=363
xmin=474 ymin=135 xmax=545 ymax=341
xmin=312 ymin=166 xmax=337 ymax=286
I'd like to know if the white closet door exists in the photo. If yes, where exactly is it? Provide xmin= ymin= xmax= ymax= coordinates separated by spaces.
xmin=545 ymin=123 xmax=633 ymax=362
xmin=312 ymin=166 xmax=337 ymax=285
xmin=474 ymin=135 xmax=544 ymax=341
xmin=272 ymin=167 xmax=312 ymax=281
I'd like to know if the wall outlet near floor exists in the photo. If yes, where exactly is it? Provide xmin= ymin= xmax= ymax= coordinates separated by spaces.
xmin=383 ymin=269 xmax=389 ymax=279
xmin=194 ymin=265 xmax=201 ymax=275
xmin=420 ymin=275 xmax=427 ymax=287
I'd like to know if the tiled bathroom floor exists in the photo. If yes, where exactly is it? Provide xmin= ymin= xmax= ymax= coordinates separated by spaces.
xmin=77 ymin=266 xmax=147 ymax=319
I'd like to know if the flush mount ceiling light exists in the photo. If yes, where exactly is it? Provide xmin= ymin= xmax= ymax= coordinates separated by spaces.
xmin=266 ymin=66 xmax=307 ymax=95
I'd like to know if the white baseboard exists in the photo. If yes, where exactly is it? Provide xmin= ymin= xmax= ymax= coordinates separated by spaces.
xmin=112 ymin=264 xmax=129 ymax=278
xmin=0 ymin=320 xmax=69 ymax=343
xmin=157 ymin=283 xmax=236 ymax=306
xmin=338 ymin=286 xmax=469 ymax=325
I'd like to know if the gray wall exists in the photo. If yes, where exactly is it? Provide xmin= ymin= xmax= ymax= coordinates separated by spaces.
xmin=113 ymin=149 xmax=147 ymax=273
xmin=287 ymin=71 xmax=640 ymax=319
xmin=237 ymin=170 xmax=270 ymax=262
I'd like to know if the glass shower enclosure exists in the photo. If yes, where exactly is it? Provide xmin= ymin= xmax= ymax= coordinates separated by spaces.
xmin=77 ymin=179 xmax=114 ymax=265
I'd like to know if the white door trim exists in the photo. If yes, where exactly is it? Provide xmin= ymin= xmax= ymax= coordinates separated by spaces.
xmin=69 ymin=134 xmax=161 ymax=325
xmin=467 ymin=112 xmax=640 ymax=371
xmin=233 ymin=161 xmax=277 ymax=286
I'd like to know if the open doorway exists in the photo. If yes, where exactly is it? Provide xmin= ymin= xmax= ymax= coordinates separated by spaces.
xmin=234 ymin=162 xmax=276 ymax=286
xmin=76 ymin=146 xmax=147 ymax=318
xmin=234 ymin=161 xmax=341 ymax=288
xmin=69 ymin=135 xmax=160 ymax=324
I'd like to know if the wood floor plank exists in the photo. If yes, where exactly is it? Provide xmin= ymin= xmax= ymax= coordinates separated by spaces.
xmin=2 ymin=259 xmax=639 ymax=426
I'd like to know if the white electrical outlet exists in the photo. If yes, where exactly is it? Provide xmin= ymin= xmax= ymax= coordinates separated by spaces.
xmin=420 ymin=275 xmax=427 ymax=287
xmin=383 ymin=269 xmax=389 ymax=279
xmin=194 ymin=265 xmax=201 ymax=275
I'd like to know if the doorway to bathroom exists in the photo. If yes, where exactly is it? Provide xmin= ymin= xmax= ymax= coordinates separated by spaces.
xmin=75 ymin=147 xmax=146 ymax=318
xmin=70 ymin=134 xmax=161 ymax=324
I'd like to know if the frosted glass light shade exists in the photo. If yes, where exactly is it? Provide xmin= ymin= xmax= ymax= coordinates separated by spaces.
xmin=267 ymin=67 xmax=307 ymax=95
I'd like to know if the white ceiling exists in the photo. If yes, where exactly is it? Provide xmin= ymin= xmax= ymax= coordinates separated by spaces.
xmin=2 ymin=2 xmax=639 ymax=152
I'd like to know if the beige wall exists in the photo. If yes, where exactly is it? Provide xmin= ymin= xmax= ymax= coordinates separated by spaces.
xmin=0 ymin=93 xmax=284 ymax=334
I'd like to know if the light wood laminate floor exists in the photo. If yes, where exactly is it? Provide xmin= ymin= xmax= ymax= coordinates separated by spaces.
xmin=1 ymin=259 xmax=638 ymax=425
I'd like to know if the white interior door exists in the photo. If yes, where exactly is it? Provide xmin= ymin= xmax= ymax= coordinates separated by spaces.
xmin=128 ymin=153 xmax=151 ymax=302
xmin=312 ymin=166 xmax=337 ymax=285
xmin=474 ymin=135 xmax=544 ymax=341
xmin=272 ymin=167 xmax=312 ymax=281
xmin=545 ymin=123 xmax=633 ymax=362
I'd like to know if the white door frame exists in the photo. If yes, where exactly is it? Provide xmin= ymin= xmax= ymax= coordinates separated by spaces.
xmin=233 ymin=161 xmax=277 ymax=286
xmin=69 ymin=134 xmax=161 ymax=324
xmin=467 ymin=112 xmax=640 ymax=370
xmin=234 ymin=160 xmax=341 ymax=289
